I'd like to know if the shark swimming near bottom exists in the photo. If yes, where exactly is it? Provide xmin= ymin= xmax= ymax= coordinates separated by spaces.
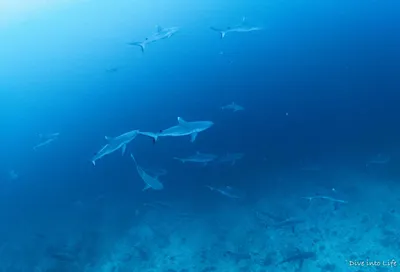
xmin=33 ymin=133 xmax=60 ymax=150
xmin=210 ymin=17 xmax=262 ymax=39
xmin=221 ymin=102 xmax=244 ymax=112
xmin=128 ymin=25 xmax=179 ymax=52
xmin=173 ymin=151 xmax=218 ymax=165
xmin=130 ymin=153 xmax=163 ymax=191
xmin=139 ymin=117 xmax=214 ymax=143
xmin=91 ymin=129 xmax=139 ymax=165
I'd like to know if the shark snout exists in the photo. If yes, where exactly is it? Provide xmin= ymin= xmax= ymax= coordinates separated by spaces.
xmin=205 ymin=121 xmax=214 ymax=129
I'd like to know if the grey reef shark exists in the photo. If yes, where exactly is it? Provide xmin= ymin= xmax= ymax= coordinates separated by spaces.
xmin=91 ymin=129 xmax=139 ymax=165
xmin=210 ymin=17 xmax=262 ymax=39
xmin=139 ymin=117 xmax=213 ymax=143
xmin=128 ymin=25 xmax=179 ymax=52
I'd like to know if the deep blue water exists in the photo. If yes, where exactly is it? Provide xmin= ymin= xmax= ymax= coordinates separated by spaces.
xmin=1 ymin=1 xmax=400 ymax=271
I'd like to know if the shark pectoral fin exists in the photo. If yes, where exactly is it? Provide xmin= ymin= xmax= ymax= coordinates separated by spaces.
xmin=92 ymin=160 xmax=96 ymax=166
xmin=129 ymin=42 xmax=145 ymax=52
xmin=142 ymin=184 xmax=151 ymax=191
xmin=203 ymin=162 xmax=208 ymax=166
xmin=210 ymin=27 xmax=226 ymax=39
xmin=121 ymin=144 xmax=126 ymax=156
xmin=105 ymin=136 xmax=112 ymax=141
xmin=190 ymin=132 xmax=198 ymax=142
xmin=231 ymin=160 xmax=236 ymax=166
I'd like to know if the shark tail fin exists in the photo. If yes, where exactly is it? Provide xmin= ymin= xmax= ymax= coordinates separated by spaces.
xmin=205 ymin=185 xmax=214 ymax=191
xmin=139 ymin=131 xmax=159 ymax=143
xmin=129 ymin=42 xmax=145 ymax=52
xmin=210 ymin=27 xmax=226 ymax=39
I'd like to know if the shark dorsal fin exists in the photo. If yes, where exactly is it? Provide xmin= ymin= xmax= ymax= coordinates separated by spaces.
xmin=156 ymin=25 xmax=164 ymax=32
xmin=241 ymin=17 xmax=246 ymax=24
xmin=177 ymin=117 xmax=187 ymax=125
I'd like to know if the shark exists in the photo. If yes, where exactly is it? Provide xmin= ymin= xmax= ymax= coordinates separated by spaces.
xmin=210 ymin=17 xmax=262 ymax=39
xmin=128 ymin=25 xmax=179 ymax=52
xmin=130 ymin=153 xmax=163 ymax=191
xmin=143 ymin=168 xmax=168 ymax=178
xmin=91 ymin=129 xmax=139 ymax=165
xmin=173 ymin=151 xmax=218 ymax=165
xmin=221 ymin=102 xmax=244 ymax=112
xmin=139 ymin=117 xmax=213 ymax=143
xmin=215 ymin=152 xmax=244 ymax=165
xmin=206 ymin=185 xmax=245 ymax=199
xmin=33 ymin=133 xmax=60 ymax=150
xmin=366 ymin=153 xmax=391 ymax=167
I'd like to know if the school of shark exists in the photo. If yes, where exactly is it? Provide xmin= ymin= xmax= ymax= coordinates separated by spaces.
xmin=28 ymin=18 xmax=260 ymax=199
xmin=28 ymin=16 xmax=391 ymax=200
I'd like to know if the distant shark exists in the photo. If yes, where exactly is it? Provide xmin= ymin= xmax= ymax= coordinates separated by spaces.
xmin=91 ymin=130 xmax=139 ymax=165
xmin=173 ymin=151 xmax=218 ymax=165
xmin=215 ymin=152 xmax=244 ymax=165
xmin=128 ymin=25 xmax=179 ymax=52
xmin=221 ymin=102 xmax=244 ymax=112
xmin=130 ymin=153 xmax=163 ymax=191
xmin=139 ymin=117 xmax=213 ymax=143
xmin=210 ymin=17 xmax=262 ymax=39
xmin=33 ymin=133 xmax=60 ymax=150
xmin=366 ymin=153 xmax=391 ymax=167
xmin=206 ymin=185 xmax=245 ymax=199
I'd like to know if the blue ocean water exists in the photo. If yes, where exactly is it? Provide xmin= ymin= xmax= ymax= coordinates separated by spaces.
xmin=1 ymin=0 xmax=400 ymax=271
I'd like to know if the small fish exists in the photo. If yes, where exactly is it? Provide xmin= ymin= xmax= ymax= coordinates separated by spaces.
xmin=128 ymin=25 xmax=179 ymax=52
xmin=139 ymin=117 xmax=213 ymax=143
xmin=174 ymin=151 xmax=217 ymax=165
xmin=221 ymin=102 xmax=244 ymax=112
xmin=92 ymin=129 xmax=139 ymax=165
xmin=130 ymin=153 xmax=163 ymax=191
xmin=33 ymin=132 xmax=59 ymax=150
xmin=206 ymin=185 xmax=245 ymax=199
xmin=210 ymin=17 xmax=262 ymax=39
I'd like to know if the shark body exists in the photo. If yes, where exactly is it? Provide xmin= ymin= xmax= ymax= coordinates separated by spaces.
xmin=129 ymin=25 xmax=179 ymax=52
xmin=206 ymin=185 xmax=245 ymax=199
xmin=139 ymin=117 xmax=213 ymax=143
xmin=91 ymin=130 xmax=139 ymax=165
xmin=210 ymin=17 xmax=262 ymax=39
xmin=215 ymin=152 xmax=244 ymax=165
xmin=366 ymin=153 xmax=391 ymax=167
xmin=130 ymin=153 xmax=163 ymax=191
xmin=173 ymin=151 xmax=217 ymax=165
xmin=33 ymin=133 xmax=59 ymax=150
xmin=221 ymin=102 xmax=244 ymax=112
